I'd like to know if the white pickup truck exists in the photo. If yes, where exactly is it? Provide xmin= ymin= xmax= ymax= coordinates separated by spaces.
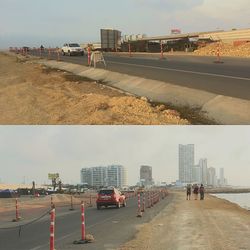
xmin=61 ymin=43 xmax=84 ymax=56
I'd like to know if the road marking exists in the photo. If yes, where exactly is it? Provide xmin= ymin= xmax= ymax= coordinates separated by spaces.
xmin=30 ymin=212 xmax=123 ymax=249
xmin=107 ymin=60 xmax=250 ymax=81
xmin=30 ymin=247 xmax=43 ymax=250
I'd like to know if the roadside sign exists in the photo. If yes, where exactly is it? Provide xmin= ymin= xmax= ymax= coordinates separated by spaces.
xmin=48 ymin=173 xmax=59 ymax=180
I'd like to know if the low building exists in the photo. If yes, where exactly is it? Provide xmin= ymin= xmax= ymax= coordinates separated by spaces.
xmin=80 ymin=165 xmax=127 ymax=188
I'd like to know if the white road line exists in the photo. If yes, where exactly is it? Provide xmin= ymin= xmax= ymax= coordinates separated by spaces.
xmin=107 ymin=60 xmax=250 ymax=81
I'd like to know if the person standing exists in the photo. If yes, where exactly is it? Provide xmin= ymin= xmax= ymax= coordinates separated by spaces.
xmin=186 ymin=184 xmax=191 ymax=200
xmin=199 ymin=184 xmax=205 ymax=200
xmin=193 ymin=184 xmax=199 ymax=200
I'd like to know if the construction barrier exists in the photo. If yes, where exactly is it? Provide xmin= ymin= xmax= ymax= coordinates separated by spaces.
xmin=160 ymin=41 xmax=164 ymax=59
xmin=87 ymin=47 xmax=91 ymax=66
xmin=12 ymin=198 xmax=21 ymax=222
xmin=73 ymin=201 xmax=90 ymax=244
xmin=141 ymin=193 xmax=145 ymax=212
xmin=81 ymin=202 xmax=85 ymax=241
xmin=214 ymin=42 xmax=223 ymax=63
xmin=137 ymin=194 xmax=142 ymax=217
xmin=90 ymin=51 xmax=106 ymax=68
xmin=50 ymin=207 xmax=55 ymax=250
xmin=69 ymin=195 xmax=74 ymax=211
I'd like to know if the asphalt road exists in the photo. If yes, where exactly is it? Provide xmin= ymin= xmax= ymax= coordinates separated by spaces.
xmin=0 ymin=194 xmax=173 ymax=250
xmin=30 ymin=50 xmax=250 ymax=100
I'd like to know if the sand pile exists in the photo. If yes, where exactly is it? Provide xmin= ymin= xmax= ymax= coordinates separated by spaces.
xmin=194 ymin=41 xmax=250 ymax=57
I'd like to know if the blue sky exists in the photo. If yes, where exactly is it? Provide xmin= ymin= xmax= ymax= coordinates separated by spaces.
xmin=0 ymin=126 xmax=250 ymax=186
xmin=0 ymin=0 xmax=249 ymax=48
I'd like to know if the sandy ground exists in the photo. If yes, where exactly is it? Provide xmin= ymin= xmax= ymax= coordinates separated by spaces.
xmin=0 ymin=193 xmax=95 ymax=214
xmin=120 ymin=192 xmax=250 ymax=250
xmin=194 ymin=42 xmax=250 ymax=57
xmin=0 ymin=183 xmax=46 ymax=190
xmin=0 ymin=53 xmax=188 ymax=125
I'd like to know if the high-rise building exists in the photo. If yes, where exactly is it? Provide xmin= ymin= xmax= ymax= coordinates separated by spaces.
xmin=179 ymin=144 xmax=194 ymax=183
xmin=140 ymin=165 xmax=153 ymax=186
xmin=192 ymin=164 xmax=201 ymax=183
xmin=219 ymin=168 xmax=225 ymax=186
xmin=199 ymin=158 xmax=208 ymax=185
xmin=80 ymin=165 xmax=127 ymax=188
xmin=207 ymin=167 xmax=216 ymax=186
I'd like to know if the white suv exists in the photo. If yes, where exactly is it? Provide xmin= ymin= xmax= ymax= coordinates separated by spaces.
xmin=61 ymin=43 xmax=84 ymax=56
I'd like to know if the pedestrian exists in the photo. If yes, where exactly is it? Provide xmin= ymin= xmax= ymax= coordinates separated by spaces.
xmin=199 ymin=184 xmax=205 ymax=200
xmin=193 ymin=184 xmax=199 ymax=200
xmin=186 ymin=184 xmax=191 ymax=200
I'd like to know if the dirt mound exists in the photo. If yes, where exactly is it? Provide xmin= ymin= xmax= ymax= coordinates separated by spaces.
xmin=0 ymin=53 xmax=189 ymax=125
xmin=194 ymin=42 xmax=250 ymax=57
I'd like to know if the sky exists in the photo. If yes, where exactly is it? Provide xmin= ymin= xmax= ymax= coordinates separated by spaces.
xmin=0 ymin=126 xmax=250 ymax=187
xmin=0 ymin=0 xmax=250 ymax=48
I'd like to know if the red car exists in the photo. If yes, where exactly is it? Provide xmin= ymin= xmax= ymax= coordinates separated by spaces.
xmin=96 ymin=188 xmax=126 ymax=209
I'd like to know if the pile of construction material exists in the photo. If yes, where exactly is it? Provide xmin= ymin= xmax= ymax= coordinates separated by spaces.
xmin=194 ymin=41 xmax=250 ymax=57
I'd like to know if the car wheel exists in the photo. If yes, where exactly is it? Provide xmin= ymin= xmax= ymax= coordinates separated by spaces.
xmin=123 ymin=201 xmax=126 ymax=207
xmin=116 ymin=202 xmax=121 ymax=209
xmin=62 ymin=50 xmax=65 ymax=56
xmin=81 ymin=52 xmax=84 ymax=56
xmin=97 ymin=205 xmax=101 ymax=210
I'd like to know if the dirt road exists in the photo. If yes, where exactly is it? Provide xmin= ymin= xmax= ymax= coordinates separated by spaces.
xmin=120 ymin=192 xmax=250 ymax=250
xmin=0 ymin=53 xmax=188 ymax=125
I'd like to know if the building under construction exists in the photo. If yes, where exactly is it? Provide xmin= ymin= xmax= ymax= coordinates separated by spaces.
xmin=121 ymin=38 xmax=200 ymax=53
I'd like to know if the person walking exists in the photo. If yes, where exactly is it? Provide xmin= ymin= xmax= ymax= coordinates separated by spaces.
xmin=199 ymin=184 xmax=205 ymax=200
xmin=186 ymin=184 xmax=191 ymax=200
xmin=193 ymin=184 xmax=199 ymax=200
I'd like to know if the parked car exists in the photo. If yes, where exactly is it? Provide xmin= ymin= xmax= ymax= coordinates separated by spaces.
xmin=96 ymin=188 xmax=126 ymax=209
xmin=61 ymin=43 xmax=84 ymax=56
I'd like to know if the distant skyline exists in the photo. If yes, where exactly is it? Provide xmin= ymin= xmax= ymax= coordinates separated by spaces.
xmin=0 ymin=126 xmax=249 ymax=187
xmin=1 ymin=0 xmax=250 ymax=48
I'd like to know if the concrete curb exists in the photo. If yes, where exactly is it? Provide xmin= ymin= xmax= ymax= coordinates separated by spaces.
xmin=38 ymin=60 xmax=250 ymax=125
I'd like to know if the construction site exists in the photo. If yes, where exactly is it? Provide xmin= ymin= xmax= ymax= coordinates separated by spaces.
xmin=81 ymin=28 xmax=250 ymax=57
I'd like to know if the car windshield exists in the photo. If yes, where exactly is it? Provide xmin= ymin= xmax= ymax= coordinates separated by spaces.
xmin=99 ymin=190 xmax=113 ymax=195
xmin=69 ymin=43 xmax=80 ymax=47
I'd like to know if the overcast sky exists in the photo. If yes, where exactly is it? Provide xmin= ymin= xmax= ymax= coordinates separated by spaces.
xmin=0 ymin=126 xmax=249 ymax=187
xmin=0 ymin=0 xmax=249 ymax=48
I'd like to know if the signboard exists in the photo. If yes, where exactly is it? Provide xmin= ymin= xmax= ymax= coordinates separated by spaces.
xmin=171 ymin=29 xmax=181 ymax=35
xmin=48 ymin=173 xmax=59 ymax=180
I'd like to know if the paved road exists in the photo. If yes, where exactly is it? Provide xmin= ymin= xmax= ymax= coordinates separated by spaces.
xmin=30 ymin=51 xmax=250 ymax=100
xmin=0 ymin=194 xmax=173 ymax=250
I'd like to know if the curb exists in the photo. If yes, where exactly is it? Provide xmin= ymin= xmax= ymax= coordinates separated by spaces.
xmin=5 ymin=52 xmax=250 ymax=124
